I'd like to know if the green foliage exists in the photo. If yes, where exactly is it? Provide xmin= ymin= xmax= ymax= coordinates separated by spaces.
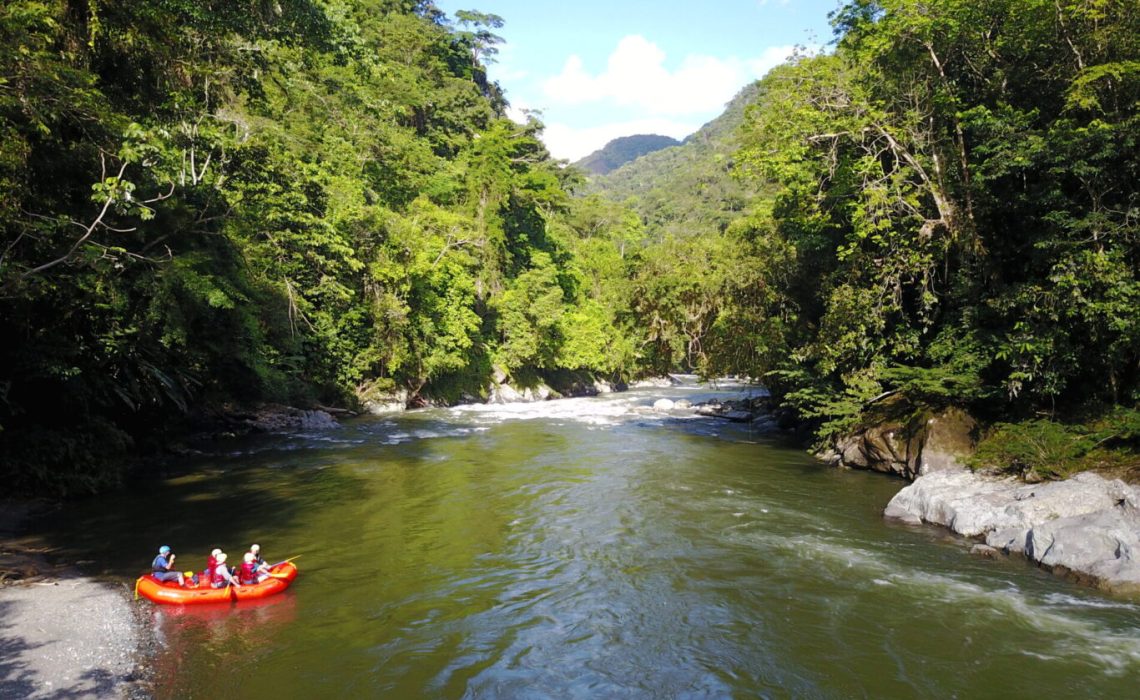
xmin=714 ymin=0 xmax=1140 ymax=460
xmin=0 ymin=0 xmax=640 ymax=495
xmin=970 ymin=408 xmax=1140 ymax=480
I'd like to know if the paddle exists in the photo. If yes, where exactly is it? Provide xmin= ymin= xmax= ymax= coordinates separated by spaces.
xmin=258 ymin=555 xmax=300 ymax=578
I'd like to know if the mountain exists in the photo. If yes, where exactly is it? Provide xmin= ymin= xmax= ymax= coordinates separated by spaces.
xmin=580 ymin=82 xmax=770 ymax=239
xmin=573 ymin=134 xmax=682 ymax=175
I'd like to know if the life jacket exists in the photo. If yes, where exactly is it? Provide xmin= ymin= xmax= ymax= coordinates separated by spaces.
xmin=210 ymin=563 xmax=228 ymax=586
xmin=152 ymin=555 xmax=167 ymax=573
xmin=239 ymin=560 xmax=258 ymax=585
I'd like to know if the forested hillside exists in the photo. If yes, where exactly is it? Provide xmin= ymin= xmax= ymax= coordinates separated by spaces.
xmin=0 ymin=0 xmax=643 ymax=494
xmin=573 ymin=134 xmax=680 ymax=175
xmin=4 ymin=0 xmax=1138 ymax=495
xmin=585 ymin=82 xmax=766 ymax=237
xmin=603 ymin=0 xmax=1140 ymax=476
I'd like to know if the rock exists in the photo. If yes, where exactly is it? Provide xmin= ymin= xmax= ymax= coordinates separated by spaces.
xmin=826 ymin=404 xmax=976 ymax=480
xmin=970 ymin=544 xmax=1003 ymax=560
xmin=245 ymin=404 xmax=339 ymax=432
xmin=488 ymin=382 xmax=523 ymax=404
xmin=358 ymin=380 xmax=409 ymax=414
xmin=917 ymin=407 xmax=977 ymax=476
xmin=491 ymin=365 xmax=510 ymax=385
xmin=487 ymin=372 xmax=556 ymax=404
xmin=363 ymin=394 xmax=408 ymax=414
xmin=674 ymin=399 xmax=692 ymax=409
xmin=594 ymin=380 xmax=614 ymax=394
xmin=884 ymin=470 xmax=1140 ymax=594
xmin=299 ymin=410 xmax=338 ymax=430
xmin=693 ymin=399 xmax=766 ymax=423
xmin=653 ymin=398 xmax=676 ymax=411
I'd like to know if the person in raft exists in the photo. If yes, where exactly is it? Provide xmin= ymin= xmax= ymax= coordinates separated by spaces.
xmin=203 ymin=548 xmax=221 ymax=582
xmin=239 ymin=552 xmax=268 ymax=585
xmin=249 ymin=543 xmax=271 ymax=578
xmin=209 ymin=552 xmax=241 ymax=589
xmin=152 ymin=545 xmax=184 ymax=586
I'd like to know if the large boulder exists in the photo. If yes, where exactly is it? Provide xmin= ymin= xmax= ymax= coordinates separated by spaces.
xmin=693 ymin=398 xmax=765 ymax=422
xmin=243 ymin=404 xmax=339 ymax=432
xmin=361 ymin=388 xmax=409 ymax=415
xmin=486 ymin=366 xmax=557 ymax=404
xmin=885 ymin=470 xmax=1140 ymax=594
xmin=825 ymin=405 xmax=977 ymax=480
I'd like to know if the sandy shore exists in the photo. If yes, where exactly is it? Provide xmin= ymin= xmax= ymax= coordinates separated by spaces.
xmin=1 ymin=502 xmax=151 ymax=698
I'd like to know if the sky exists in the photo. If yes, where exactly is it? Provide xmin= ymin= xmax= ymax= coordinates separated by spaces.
xmin=434 ymin=0 xmax=842 ymax=161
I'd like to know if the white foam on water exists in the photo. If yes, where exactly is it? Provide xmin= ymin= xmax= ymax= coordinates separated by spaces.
xmin=448 ymin=394 xmax=656 ymax=427
xmin=756 ymin=531 xmax=1140 ymax=673
xmin=887 ymin=570 xmax=1140 ymax=672
xmin=1043 ymin=593 xmax=1140 ymax=612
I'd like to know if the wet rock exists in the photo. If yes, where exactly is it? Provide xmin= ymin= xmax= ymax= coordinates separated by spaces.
xmin=299 ymin=410 xmax=338 ymax=430
xmin=674 ymin=399 xmax=692 ymax=409
xmin=885 ymin=470 xmax=1140 ymax=594
xmin=970 ymin=544 xmax=1003 ymax=560
xmin=694 ymin=399 xmax=762 ymax=422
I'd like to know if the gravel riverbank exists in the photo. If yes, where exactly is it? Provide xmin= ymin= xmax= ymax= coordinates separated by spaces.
xmin=1 ymin=503 xmax=151 ymax=698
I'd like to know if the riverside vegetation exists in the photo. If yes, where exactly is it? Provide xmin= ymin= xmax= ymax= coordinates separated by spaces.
xmin=1 ymin=0 xmax=1139 ymax=495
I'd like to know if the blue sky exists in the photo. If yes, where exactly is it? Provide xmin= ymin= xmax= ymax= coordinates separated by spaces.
xmin=434 ymin=0 xmax=842 ymax=160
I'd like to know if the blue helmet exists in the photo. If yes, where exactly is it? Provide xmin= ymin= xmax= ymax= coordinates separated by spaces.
xmin=159 ymin=545 xmax=171 ymax=555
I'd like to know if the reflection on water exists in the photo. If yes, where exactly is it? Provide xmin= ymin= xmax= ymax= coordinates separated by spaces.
xmin=33 ymin=380 xmax=1140 ymax=698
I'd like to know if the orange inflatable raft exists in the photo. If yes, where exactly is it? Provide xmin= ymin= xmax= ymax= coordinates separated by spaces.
xmin=135 ymin=561 xmax=298 ymax=605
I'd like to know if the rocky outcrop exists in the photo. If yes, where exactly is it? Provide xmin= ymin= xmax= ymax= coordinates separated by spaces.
xmin=242 ymin=405 xmax=339 ymax=432
xmin=486 ymin=366 xmax=558 ymax=404
xmin=693 ymin=396 xmax=770 ymax=422
xmin=885 ymin=470 xmax=1140 ymax=595
xmin=825 ymin=405 xmax=977 ymax=480
xmin=357 ymin=379 xmax=410 ymax=415
xmin=362 ymin=389 xmax=409 ymax=415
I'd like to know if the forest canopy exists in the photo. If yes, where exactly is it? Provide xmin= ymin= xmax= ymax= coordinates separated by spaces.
xmin=2 ymin=0 xmax=1138 ymax=494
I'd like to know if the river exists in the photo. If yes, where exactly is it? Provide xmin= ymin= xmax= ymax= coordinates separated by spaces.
xmin=37 ymin=380 xmax=1140 ymax=697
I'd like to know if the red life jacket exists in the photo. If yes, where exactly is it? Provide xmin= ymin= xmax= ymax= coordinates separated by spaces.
xmin=239 ymin=560 xmax=258 ymax=585
xmin=210 ymin=564 xmax=228 ymax=586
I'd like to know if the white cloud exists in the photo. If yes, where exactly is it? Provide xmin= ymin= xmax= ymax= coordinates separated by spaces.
xmin=541 ymin=118 xmax=700 ymax=162
xmin=504 ymin=99 xmax=532 ymax=124
xmin=542 ymin=35 xmax=799 ymax=116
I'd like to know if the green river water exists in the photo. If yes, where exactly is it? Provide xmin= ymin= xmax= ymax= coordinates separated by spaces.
xmin=37 ymin=381 xmax=1140 ymax=697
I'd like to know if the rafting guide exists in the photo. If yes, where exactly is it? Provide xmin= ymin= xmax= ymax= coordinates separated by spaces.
xmin=151 ymin=545 xmax=184 ymax=586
